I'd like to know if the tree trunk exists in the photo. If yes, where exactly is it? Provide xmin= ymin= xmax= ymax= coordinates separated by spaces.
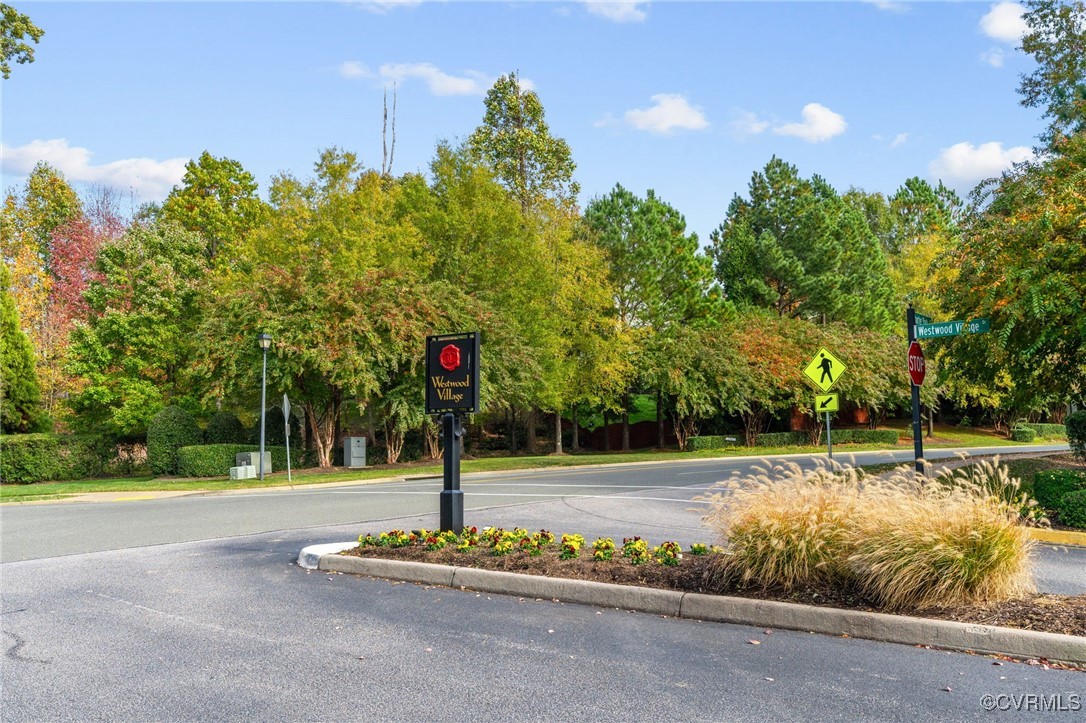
xmin=657 ymin=389 xmax=665 ymax=448
xmin=526 ymin=408 xmax=537 ymax=454
xmin=509 ymin=406 xmax=517 ymax=453
xmin=303 ymin=392 xmax=341 ymax=468
xmin=384 ymin=422 xmax=404 ymax=464
xmin=572 ymin=406 xmax=580 ymax=451
xmin=927 ymin=406 xmax=934 ymax=438
xmin=621 ymin=393 xmax=631 ymax=451
xmin=554 ymin=410 xmax=563 ymax=454
xmin=366 ymin=403 xmax=377 ymax=446
xmin=424 ymin=418 xmax=442 ymax=460
xmin=603 ymin=410 xmax=610 ymax=452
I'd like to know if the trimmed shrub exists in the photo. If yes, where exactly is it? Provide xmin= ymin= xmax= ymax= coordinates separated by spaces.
xmin=1067 ymin=411 xmax=1086 ymax=463
xmin=205 ymin=412 xmax=245 ymax=444
xmin=1033 ymin=470 xmax=1086 ymax=510
xmin=825 ymin=429 xmax=900 ymax=446
xmin=252 ymin=407 xmax=302 ymax=446
xmin=147 ymin=406 xmax=202 ymax=476
xmin=688 ymin=435 xmax=744 ymax=451
xmin=0 ymin=434 xmax=66 ymax=483
xmin=1057 ymin=489 xmax=1086 ymax=529
xmin=0 ymin=434 xmax=116 ymax=483
xmin=754 ymin=432 xmax=808 ymax=447
xmin=1025 ymin=423 xmax=1066 ymax=440
xmin=1010 ymin=426 xmax=1037 ymax=443
xmin=175 ymin=444 xmax=316 ymax=478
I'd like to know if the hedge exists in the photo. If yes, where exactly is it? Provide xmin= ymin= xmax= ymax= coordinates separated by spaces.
xmin=1010 ymin=426 xmax=1037 ymax=443
xmin=749 ymin=429 xmax=901 ymax=447
xmin=1068 ymin=411 xmax=1086 ymax=463
xmin=147 ymin=406 xmax=202 ymax=476
xmin=688 ymin=435 xmax=745 ymax=451
xmin=0 ymin=434 xmax=113 ymax=483
xmin=754 ymin=432 xmax=808 ymax=447
xmin=175 ymin=444 xmax=317 ymax=478
xmin=1020 ymin=423 xmax=1066 ymax=440
xmin=825 ymin=429 xmax=901 ymax=446
xmin=1056 ymin=489 xmax=1086 ymax=529
xmin=1033 ymin=470 xmax=1086 ymax=510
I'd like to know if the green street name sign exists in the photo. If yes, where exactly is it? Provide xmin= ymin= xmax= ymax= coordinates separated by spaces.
xmin=915 ymin=318 xmax=990 ymax=339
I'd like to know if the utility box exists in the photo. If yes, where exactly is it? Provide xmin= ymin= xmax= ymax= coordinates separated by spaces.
xmin=236 ymin=451 xmax=271 ymax=474
xmin=229 ymin=465 xmax=256 ymax=480
xmin=343 ymin=437 xmax=367 ymax=469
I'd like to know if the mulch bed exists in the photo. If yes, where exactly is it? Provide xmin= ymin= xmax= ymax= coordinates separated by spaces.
xmin=342 ymin=545 xmax=1086 ymax=638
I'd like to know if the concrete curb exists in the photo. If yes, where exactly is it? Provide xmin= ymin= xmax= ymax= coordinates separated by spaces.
xmin=307 ymin=548 xmax=1086 ymax=665
xmin=1028 ymin=528 xmax=1086 ymax=547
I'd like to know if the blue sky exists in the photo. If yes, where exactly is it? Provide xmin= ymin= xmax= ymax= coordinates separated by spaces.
xmin=1 ymin=1 xmax=1041 ymax=243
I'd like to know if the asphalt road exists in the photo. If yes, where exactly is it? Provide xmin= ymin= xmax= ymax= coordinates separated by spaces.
xmin=2 ymin=444 xmax=1083 ymax=721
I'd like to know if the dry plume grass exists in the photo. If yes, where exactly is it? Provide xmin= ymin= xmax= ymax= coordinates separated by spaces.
xmin=701 ymin=458 xmax=1035 ymax=611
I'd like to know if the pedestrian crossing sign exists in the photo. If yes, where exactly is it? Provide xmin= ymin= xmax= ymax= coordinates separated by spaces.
xmin=803 ymin=347 xmax=846 ymax=392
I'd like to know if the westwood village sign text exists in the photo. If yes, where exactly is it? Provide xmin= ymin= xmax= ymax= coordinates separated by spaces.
xmin=426 ymin=332 xmax=480 ymax=531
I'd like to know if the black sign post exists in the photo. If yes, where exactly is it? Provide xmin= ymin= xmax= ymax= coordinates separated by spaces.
xmin=426 ymin=332 xmax=480 ymax=532
xmin=907 ymin=307 xmax=924 ymax=474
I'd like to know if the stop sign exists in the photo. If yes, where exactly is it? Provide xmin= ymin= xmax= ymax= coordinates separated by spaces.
xmin=907 ymin=341 xmax=925 ymax=386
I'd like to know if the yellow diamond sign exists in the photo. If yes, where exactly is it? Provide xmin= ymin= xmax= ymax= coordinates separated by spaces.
xmin=803 ymin=347 xmax=846 ymax=392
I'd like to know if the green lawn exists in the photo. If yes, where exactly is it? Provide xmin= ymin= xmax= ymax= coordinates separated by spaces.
xmin=1 ymin=422 xmax=1052 ymax=503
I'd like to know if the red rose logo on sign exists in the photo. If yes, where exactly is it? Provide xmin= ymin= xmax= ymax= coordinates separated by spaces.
xmin=439 ymin=344 xmax=461 ymax=372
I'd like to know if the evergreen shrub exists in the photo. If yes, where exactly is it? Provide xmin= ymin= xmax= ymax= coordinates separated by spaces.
xmin=1010 ymin=426 xmax=1037 ymax=443
xmin=205 ymin=412 xmax=245 ymax=444
xmin=1056 ymin=489 xmax=1086 ymax=529
xmin=1033 ymin=470 xmax=1086 ymax=510
xmin=1067 ymin=411 xmax=1086 ymax=464
xmin=147 ymin=406 xmax=202 ymax=476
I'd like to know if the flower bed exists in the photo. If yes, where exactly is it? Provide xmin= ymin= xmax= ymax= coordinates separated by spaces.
xmin=343 ymin=525 xmax=1086 ymax=638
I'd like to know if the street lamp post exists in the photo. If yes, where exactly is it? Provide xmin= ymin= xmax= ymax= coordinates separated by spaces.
xmin=257 ymin=332 xmax=272 ymax=481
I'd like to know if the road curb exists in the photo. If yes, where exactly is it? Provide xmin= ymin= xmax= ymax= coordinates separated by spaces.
xmin=308 ymin=548 xmax=1086 ymax=665
xmin=1029 ymin=528 xmax=1086 ymax=547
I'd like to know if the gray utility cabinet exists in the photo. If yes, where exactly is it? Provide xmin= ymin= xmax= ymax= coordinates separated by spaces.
xmin=343 ymin=437 xmax=367 ymax=469
xmin=236 ymin=451 xmax=272 ymax=474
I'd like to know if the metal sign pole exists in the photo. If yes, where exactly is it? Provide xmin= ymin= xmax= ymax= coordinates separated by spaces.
xmin=825 ymin=411 xmax=832 ymax=461
xmin=283 ymin=394 xmax=292 ymax=483
xmin=440 ymin=412 xmax=464 ymax=532
xmin=907 ymin=307 xmax=924 ymax=474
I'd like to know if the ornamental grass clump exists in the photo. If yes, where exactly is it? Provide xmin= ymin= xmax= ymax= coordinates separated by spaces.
xmin=701 ymin=459 xmax=1036 ymax=610
xmin=701 ymin=462 xmax=860 ymax=589
xmin=848 ymin=469 xmax=1034 ymax=610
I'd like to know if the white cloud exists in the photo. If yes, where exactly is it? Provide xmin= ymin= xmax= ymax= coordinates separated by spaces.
xmin=928 ymin=141 xmax=1033 ymax=185
xmin=622 ymin=94 xmax=709 ymax=134
xmin=378 ymin=62 xmax=490 ymax=95
xmin=730 ymin=110 xmax=769 ymax=138
xmin=0 ymin=138 xmax=187 ymax=200
xmin=338 ymin=61 xmax=372 ymax=79
xmin=863 ymin=1 xmax=909 ymax=13
xmin=773 ymin=103 xmax=847 ymax=143
xmin=980 ymin=2 xmax=1028 ymax=42
xmin=350 ymin=0 xmax=424 ymax=14
xmin=584 ymin=1 xmax=649 ymax=23
xmin=980 ymin=47 xmax=1006 ymax=67
xmin=890 ymin=132 xmax=909 ymax=148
